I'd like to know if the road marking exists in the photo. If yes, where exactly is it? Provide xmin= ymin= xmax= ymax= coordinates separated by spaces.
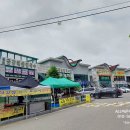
xmin=77 ymin=102 xmax=130 ymax=108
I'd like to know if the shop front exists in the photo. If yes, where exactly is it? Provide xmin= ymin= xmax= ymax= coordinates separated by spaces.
xmin=40 ymin=77 xmax=81 ymax=108
xmin=0 ymin=87 xmax=51 ymax=121
xmin=113 ymin=70 xmax=126 ymax=87
xmin=99 ymin=76 xmax=111 ymax=87
xmin=0 ymin=74 xmax=51 ymax=122
xmin=0 ymin=49 xmax=38 ymax=81
xmin=97 ymin=68 xmax=112 ymax=87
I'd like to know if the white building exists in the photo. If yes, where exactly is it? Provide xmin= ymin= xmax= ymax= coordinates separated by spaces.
xmin=38 ymin=55 xmax=90 ymax=86
xmin=90 ymin=63 xmax=127 ymax=87
xmin=0 ymin=49 xmax=38 ymax=81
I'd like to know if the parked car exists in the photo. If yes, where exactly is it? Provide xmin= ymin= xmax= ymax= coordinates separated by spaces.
xmin=119 ymin=87 xmax=130 ymax=93
xmin=93 ymin=87 xmax=123 ymax=99
xmin=125 ymin=87 xmax=130 ymax=92
xmin=76 ymin=87 xmax=95 ymax=96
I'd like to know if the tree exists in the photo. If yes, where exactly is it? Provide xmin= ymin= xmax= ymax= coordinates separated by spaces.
xmin=47 ymin=66 xmax=60 ymax=78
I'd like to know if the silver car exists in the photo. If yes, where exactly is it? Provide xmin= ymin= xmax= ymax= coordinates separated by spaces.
xmin=76 ymin=87 xmax=95 ymax=96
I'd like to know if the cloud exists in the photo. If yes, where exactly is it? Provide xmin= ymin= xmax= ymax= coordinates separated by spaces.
xmin=0 ymin=0 xmax=130 ymax=68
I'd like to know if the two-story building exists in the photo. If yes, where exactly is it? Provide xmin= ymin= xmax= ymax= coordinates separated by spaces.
xmin=0 ymin=49 xmax=38 ymax=81
xmin=90 ymin=63 xmax=127 ymax=87
xmin=38 ymin=55 xmax=90 ymax=87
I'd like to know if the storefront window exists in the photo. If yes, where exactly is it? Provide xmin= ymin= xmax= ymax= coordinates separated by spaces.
xmin=8 ymin=53 xmax=14 ymax=59
xmin=114 ymin=76 xmax=125 ymax=81
xmin=2 ymin=52 xmax=7 ymax=58
xmin=74 ymin=74 xmax=88 ymax=81
xmin=5 ymin=97 xmax=18 ymax=105
xmin=99 ymin=76 xmax=111 ymax=87
xmin=28 ymin=94 xmax=50 ymax=102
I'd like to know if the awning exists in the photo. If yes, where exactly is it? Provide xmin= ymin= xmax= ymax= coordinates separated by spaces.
xmin=40 ymin=77 xmax=80 ymax=88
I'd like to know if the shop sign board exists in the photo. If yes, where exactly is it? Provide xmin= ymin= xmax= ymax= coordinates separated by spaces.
xmin=59 ymin=96 xmax=80 ymax=107
xmin=22 ymin=68 xmax=28 ymax=75
xmin=0 ymin=105 xmax=25 ymax=119
xmin=0 ymin=57 xmax=37 ymax=69
xmin=14 ymin=67 xmax=22 ymax=74
xmin=114 ymin=71 xmax=125 ymax=76
xmin=5 ymin=66 xmax=13 ymax=73
xmin=5 ymin=66 xmax=35 ymax=77
xmin=28 ymin=69 xmax=35 ymax=76
xmin=97 ymin=69 xmax=111 ymax=76
xmin=0 ymin=88 xmax=51 ymax=97
xmin=86 ymin=94 xmax=91 ymax=103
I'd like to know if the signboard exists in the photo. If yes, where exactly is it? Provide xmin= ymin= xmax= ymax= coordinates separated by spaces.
xmin=0 ymin=105 xmax=25 ymax=119
xmin=5 ymin=66 xmax=13 ymax=73
xmin=99 ymin=76 xmax=111 ymax=81
xmin=114 ymin=71 xmax=125 ymax=76
xmin=97 ymin=69 xmax=111 ymax=76
xmin=0 ymin=88 xmax=51 ymax=97
xmin=86 ymin=94 xmax=91 ymax=103
xmin=59 ymin=96 xmax=80 ymax=107
xmin=28 ymin=69 xmax=35 ymax=76
xmin=22 ymin=69 xmax=28 ymax=75
xmin=5 ymin=66 xmax=35 ymax=78
xmin=0 ymin=57 xmax=37 ymax=69
xmin=14 ymin=67 xmax=22 ymax=74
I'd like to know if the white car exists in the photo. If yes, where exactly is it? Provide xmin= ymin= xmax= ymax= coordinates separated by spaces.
xmin=119 ymin=87 xmax=130 ymax=93
xmin=76 ymin=87 xmax=95 ymax=96
xmin=124 ymin=87 xmax=130 ymax=92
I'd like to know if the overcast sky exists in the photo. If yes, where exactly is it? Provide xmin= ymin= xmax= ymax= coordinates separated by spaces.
xmin=0 ymin=0 xmax=130 ymax=68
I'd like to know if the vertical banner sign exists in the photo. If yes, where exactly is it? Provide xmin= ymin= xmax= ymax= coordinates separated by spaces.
xmin=86 ymin=94 xmax=91 ymax=103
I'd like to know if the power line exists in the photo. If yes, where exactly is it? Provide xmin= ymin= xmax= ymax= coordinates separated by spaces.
xmin=0 ymin=0 xmax=130 ymax=30
xmin=0 ymin=5 xmax=130 ymax=34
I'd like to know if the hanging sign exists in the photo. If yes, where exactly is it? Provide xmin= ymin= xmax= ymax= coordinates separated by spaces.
xmin=0 ymin=88 xmax=51 ymax=97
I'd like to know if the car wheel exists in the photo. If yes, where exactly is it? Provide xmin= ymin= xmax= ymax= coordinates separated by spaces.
xmin=90 ymin=93 xmax=93 ymax=97
xmin=112 ymin=93 xmax=117 ymax=98
xmin=95 ymin=94 xmax=100 ymax=99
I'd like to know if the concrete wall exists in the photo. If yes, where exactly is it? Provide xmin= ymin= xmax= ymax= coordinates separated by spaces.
xmin=125 ymin=71 xmax=130 ymax=76
xmin=72 ymin=64 xmax=89 ymax=75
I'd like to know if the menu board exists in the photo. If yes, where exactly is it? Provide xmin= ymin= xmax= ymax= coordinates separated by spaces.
xmin=14 ymin=67 xmax=22 ymax=74
xmin=28 ymin=69 xmax=35 ymax=76
xmin=22 ymin=69 xmax=28 ymax=75
xmin=5 ymin=66 xmax=13 ymax=73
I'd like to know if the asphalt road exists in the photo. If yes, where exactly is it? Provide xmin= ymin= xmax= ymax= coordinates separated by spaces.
xmin=1 ymin=93 xmax=130 ymax=130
